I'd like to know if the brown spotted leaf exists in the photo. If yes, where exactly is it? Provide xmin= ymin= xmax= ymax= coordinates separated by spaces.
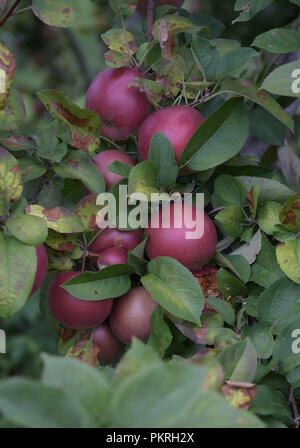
xmin=279 ymin=194 xmax=300 ymax=232
xmin=0 ymin=88 xmax=26 ymax=131
xmin=48 ymin=254 xmax=74 ymax=272
xmin=153 ymin=15 xmax=207 ymax=38
xmin=102 ymin=29 xmax=137 ymax=57
xmin=46 ymin=230 xmax=77 ymax=252
xmin=0 ymin=146 xmax=22 ymax=216
xmin=25 ymin=204 xmax=85 ymax=234
xmin=0 ymin=43 xmax=16 ymax=110
xmin=58 ymin=328 xmax=100 ymax=367
xmin=37 ymin=90 xmax=101 ymax=152
xmin=75 ymin=194 xmax=102 ymax=230
xmin=222 ymin=381 xmax=257 ymax=410
xmin=104 ymin=50 xmax=131 ymax=68
xmin=276 ymin=240 xmax=300 ymax=284
xmin=32 ymin=0 xmax=81 ymax=28
xmin=157 ymin=18 xmax=175 ymax=59
xmin=129 ymin=78 xmax=163 ymax=108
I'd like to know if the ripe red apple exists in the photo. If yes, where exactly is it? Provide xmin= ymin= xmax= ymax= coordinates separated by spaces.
xmin=136 ymin=0 xmax=184 ymax=15
xmin=109 ymin=286 xmax=157 ymax=344
xmin=30 ymin=244 xmax=48 ymax=296
xmin=138 ymin=105 xmax=205 ymax=162
xmin=90 ymin=227 xmax=142 ymax=255
xmin=85 ymin=67 xmax=151 ymax=139
xmin=145 ymin=202 xmax=217 ymax=267
xmin=92 ymin=322 xmax=124 ymax=365
xmin=93 ymin=149 xmax=135 ymax=191
xmin=48 ymin=271 xmax=113 ymax=329
xmin=97 ymin=247 xmax=128 ymax=269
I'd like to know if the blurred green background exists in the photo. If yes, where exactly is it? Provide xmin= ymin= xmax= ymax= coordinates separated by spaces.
xmin=0 ymin=0 xmax=299 ymax=379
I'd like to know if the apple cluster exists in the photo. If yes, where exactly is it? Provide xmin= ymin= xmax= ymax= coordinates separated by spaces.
xmin=31 ymin=65 xmax=217 ymax=366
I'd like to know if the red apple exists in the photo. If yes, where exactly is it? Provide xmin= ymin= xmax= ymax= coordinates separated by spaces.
xmin=48 ymin=271 xmax=113 ymax=329
xmin=85 ymin=67 xmax=151 ymax=139
xmin=97 ymin=247 xmax=128 ymax=269
xmin=93 ymin=149 xmax=135 ymax=190
xmin=109 ymin=286 xmax=157 ymax=344
xmin=92 ymin=322 xmax=124 ymax=365
xmin=30 ymin=244 xmax=48 ymax=296
xmin=138 ymin=105 xmax=205 ymax=162
xmin=145 ymin=202 xmax=217 ymax=267
xmin=90 ymin=227 xmax=142 ymax=254
xmin=136 ymin=0 xmax=184 ymax=15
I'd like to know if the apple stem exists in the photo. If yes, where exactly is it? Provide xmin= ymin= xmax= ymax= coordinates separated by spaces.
xmin=147 ymin=0 xmax=155 ymax=42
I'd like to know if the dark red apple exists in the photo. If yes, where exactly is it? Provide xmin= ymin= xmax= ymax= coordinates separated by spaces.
xmin=30 ymin=244 xmax=48 ymax=296
xmin=48 ymin=271 xmax=113 ymax=329
xmin=109 ymin=286 xmax=157 ymax=344
xmin=90 ymin=227 xmax=142 ymax=254
xmin=138 ymin=105 xmax=205 ymax=162
xmin=93 ymin=149 xmax=135 ymax=190
xmin=97 ymin=247 xmax=128 ymax=269
xmin=85 ymin=67 xmax=151 ymax=139
xmin=145 ymin=202 xmax=217 ymax=267
xmin=136 ymin=0 xmax=184 ymax=15
xmin=92 ymin=322 xmax=124 ymax=365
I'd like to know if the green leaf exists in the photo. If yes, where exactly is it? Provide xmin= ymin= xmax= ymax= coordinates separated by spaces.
xmin=232 ymin=0 xmax=274 ymax=24
xmin=0 ymin=378 xmax=83 ymax=428
xmin=241 ymin=323 xmax=274 ymax=359
xmin=217 ymin=268 xmax=248 ymax=299
xmin=128 ymin=160 xmax=159 ymax=199
xmin=272 ymin=302 xmax=300 ymax=336
xmin=252 ymin=28 xmax=300 ymax=53
xmin=218 ymin=79 xmax=294 ymax=131
xmin=249 ymin=385 xmax=291 ymax=420
xmin=261 ymin=61 xmax=300 ymax=98
xmin=205 ymin=297 xmax=236 ymax=325
xmin=0 ymin=234 xmax=36 ymax=318
xmin=148 ymin=132 xmax=178 ymax=188
xmin=191 ymin=35 xmax=221 ymax=79
xmin=18 ymin=158 xmax=47 ymax=183
xmin=32 ymin=0 xmax=82 ymax=28
xmin=62 ymin=265 xmax=134 ymax=301
xmin=249 ymin=107 xmax=288 ymax=146
xmin=36 ymin=121 xmax=68 ymax=163
xmin=37 ymin=89 xmax=101 ymax=152
xmin=215 ymin=253 xmax=251 ymax=283
xmin=276 ymin=239 xmax=300 ymax=284
xmin=147 ymin=306 xmax=172 ymax=357
xmin=0 ymin=43 xmax=16 ymax=110
xmin=230 ymin=229 xmax=262 ymax=264
xmin=0 ymin=88 xmax=26 ymax=131
xmin=41 ymin=354 xmax=111 ymax=427
xmin=214 ymin=174 xmax=247 ymax=206
xmin=54 ymin=150 xmax=105 ymax=194
xmin=180 ymin=98 xmax=249 ymax=170
xmin=108 ymin=359 xmax=263 ymax=427
xmin=101 ymin=29 xmax=137 ymax=56
xmin=25 ymin=204 xmax=85 ymax=233
xmin=6 ymin=214 xmax=48 ymax=246
xmin=257 ymin=201 xmax=282 ymax=235
xmin=215 ymin=206 xmax=244 ymax=237
xmin=238 ymin=176 xmax=295 ymax=203
xmin=217 ymin=338 xmax=257 ymax=382
xmin=127 ymin=235 xmax=148 ymax=277
xmin=0 ymin=146 xmax=22 ymax=215
xmin=211 ymin=38 xmax=241 ymax=57
xmin=153 ymin=15 xmax=207 ymax=37
xmin=216 ymin=47 xmax=258 ymax=79
xmin=250 ymin=233 xmax=284 ymax=287
xmin=257 ymin=277 xmax=300 ymax=329
xmin=141 ymin=256 xmax=204 ymax=325
xmin=74 ymin=194 xmax=102 ymax=230
xmin=107 ymin=161 xmax=133 ymax=179
xmin=273 ymin=318 xmax=300 ymax=373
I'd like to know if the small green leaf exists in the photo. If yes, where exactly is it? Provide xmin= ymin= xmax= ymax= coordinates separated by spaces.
xmin=261 ymin=61 xmax=300 ymax=98
xmin=217 ymin=268 xmax=248 ymax=299
xmin=217 ymin=338 xmax=257 ymax=382
xmin=214 ymin=174 xmax=247 ymax=206
xmin=205 ymin=297 xmax=236 ymax=325
xmin=18 ymin=159 xmax=47 ymax=183
xmin=257 ymin=201 xmax=282 ymax=235
xmin=128 ymin=161 xmax=159 ymax=199
xmin=6 ymin=213 xmax=48 ymax=246
xmin=250 ymin=233 xmax=284 ymax=287
xmin=238 ymin=176 xmax=295 ymax=203
xmin=252 ymin=28 xmax=300 ymax=53
xmin=101 ymin=29 xmax=137 ymax=56
xmin=25 ymin=204 xmax=85 ymax=233
xmin=276 ymin=239 xmax=300 ymax=284
xmin=0 ymin=146 xmax=22 ymax=215
xmin=32 ymin=0 xmax=82 ymax=28
xmin=215 ymin=206 xmax=244 ymax=237
xmin=153 ymin=15 xmax=207 ymax=37
xmin=148 ymin=132 xmax=178 ymax=187
xmin=216 ymin=47 xmax=258 ymax=79
xmin=147 ymin=306 xmax=172 ymax=357
xmin=232 ymin=0 xmax=274 ymax=24
xmin=241 ymin=323 xmax=274 ymax=359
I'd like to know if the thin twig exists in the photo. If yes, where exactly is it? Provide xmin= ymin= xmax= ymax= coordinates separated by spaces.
xmin=147 ymin=0 xmax=155 ymax=42
xmin=289 ymin=386 xmax=300 ymax=428
xmin=0 ymin=0 xmax=22 ymax=27
xmin=28 ymin=165 xmax=53 ymax=204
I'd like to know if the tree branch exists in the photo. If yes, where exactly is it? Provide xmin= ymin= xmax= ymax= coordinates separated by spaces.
xmin=0 ymin=0 xmax=22 ymax=27
xmin=147 ymin=0 xmax=155 ymax=41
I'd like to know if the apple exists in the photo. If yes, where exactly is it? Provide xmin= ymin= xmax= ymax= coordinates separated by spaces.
xmin=92 ymin=322 xmax=124 ymax=365
xmin=85 ymin=67 xmax=151 ymax=139
xmin=48 ymin=271 xmax=113 ymax=329
xmin=145 ymin=202 xmax=217 ymax=267
xmin=109 ymin=286 xmax=157 ymax=344
xmin=90 ymin=227 xmax=143 ymax=254
xmin=30 ymin=244 xmax=48 ymax=296
xmin=93 ymin=149 xmax=135 ymax=191
xmin=136 ymin=0 xmax=184 ymax=15
xmin=97 ymin=247 xmax=128 ymax=269
xmin=138 ymin=105 xmax=205 ymax=162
